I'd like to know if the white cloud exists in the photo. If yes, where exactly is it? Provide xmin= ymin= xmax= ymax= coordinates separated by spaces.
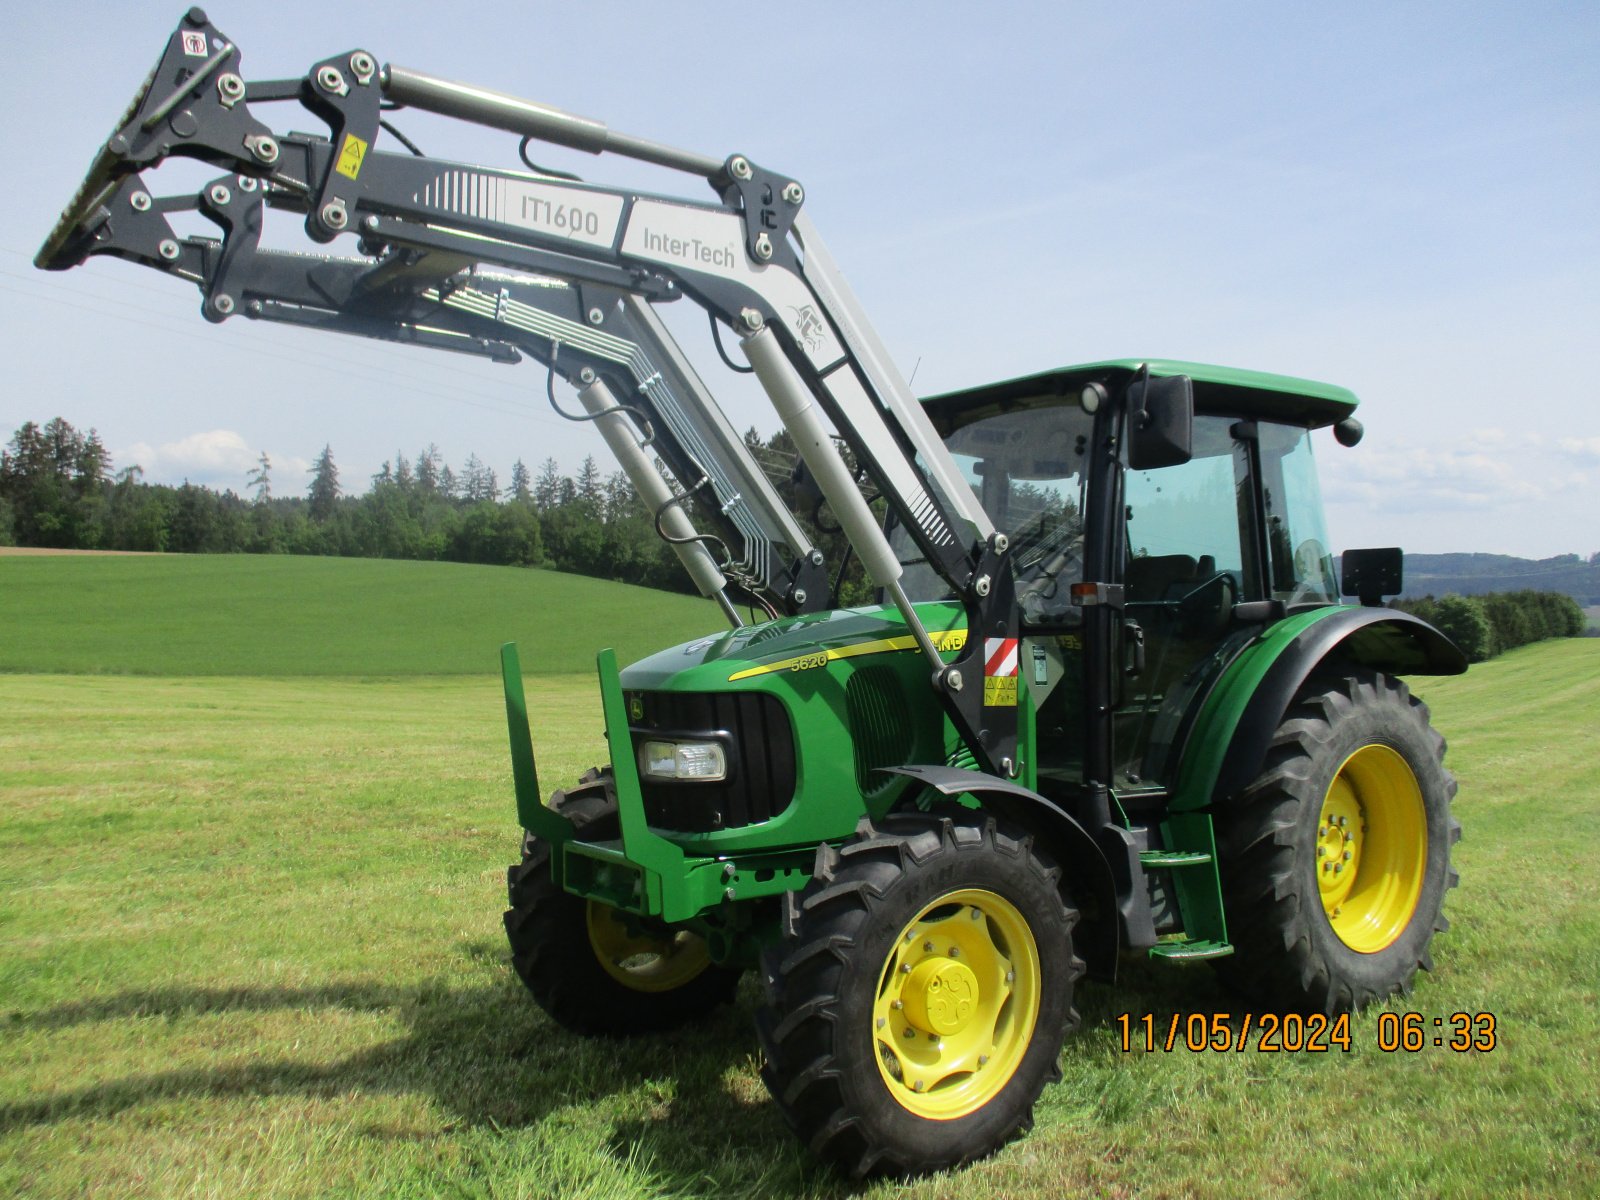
xmin=1321 ymin=436 xmax=1565 ymax=512
xmin=1558 ymin=436 xmax=1600 ymax=464
xmin=115 ymin=430 xmax=310 ymax=491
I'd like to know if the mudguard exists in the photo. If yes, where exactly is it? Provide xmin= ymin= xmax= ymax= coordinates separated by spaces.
xmin=883 ymin=765 xmax=1123 ymax=981
xmin=1174 ymin=605 xmax=1466 ymax=813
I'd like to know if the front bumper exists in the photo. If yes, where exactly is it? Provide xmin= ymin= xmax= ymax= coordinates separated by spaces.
xmin=500 ymin=642 xmax=809 ymax=923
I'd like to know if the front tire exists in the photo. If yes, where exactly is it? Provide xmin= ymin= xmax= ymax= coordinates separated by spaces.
xmin=1213 ymin=669 xmax=1460 ymax=1013
xmin=503 ymin=772 xmax=740 ymax=1035
xmin=758 ymin=812 xmax=1081 ymax=1177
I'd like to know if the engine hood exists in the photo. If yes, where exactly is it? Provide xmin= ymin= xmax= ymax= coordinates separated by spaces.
xmin=620 ymin=601 xmax=969 ymax=691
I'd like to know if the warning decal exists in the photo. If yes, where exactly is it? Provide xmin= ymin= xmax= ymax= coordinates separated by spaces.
xmin=181 ymin=31 xmax=209 ymax=56
xmin=335 ymin=133 xmax=369 ymax=180
xmin=984 ymin=637 xmax=1019 ymax=707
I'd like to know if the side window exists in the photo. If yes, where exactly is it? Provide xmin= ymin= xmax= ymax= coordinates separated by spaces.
xmin=1123 ymin=416 xmax=1250 ymax=598
xmin=1258 ymin=424 xmax=1338 ymax=605
xmin=1117 ymin=415 xmax=1252 ymax=787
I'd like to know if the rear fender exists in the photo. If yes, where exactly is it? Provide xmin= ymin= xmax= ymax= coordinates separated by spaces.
xmin=883 ymin=765 xmax=1122 ymax=982
xmin=1173 ymin=606 xmax=1466 ymax=812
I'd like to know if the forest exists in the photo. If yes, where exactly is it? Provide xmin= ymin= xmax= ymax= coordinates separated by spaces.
xmin=0 ymin=416 xmax=869 ymax=604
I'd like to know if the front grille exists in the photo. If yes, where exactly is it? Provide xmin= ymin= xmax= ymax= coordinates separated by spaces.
xmin=627 ymin=691 xmax=796 ymax=832
xmin=847 ymin=665 xmax=914 ymax=798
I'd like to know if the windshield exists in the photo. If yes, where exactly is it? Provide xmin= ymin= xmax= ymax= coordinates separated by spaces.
xmin=893 ymin=399 xmax=1093 ymax=621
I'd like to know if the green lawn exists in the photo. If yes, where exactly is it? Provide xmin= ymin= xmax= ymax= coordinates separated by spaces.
xmin=0 ymin=554 xmax=721 ymax=675
xmin=1 ymin=606 xmax=1596 ymax=1195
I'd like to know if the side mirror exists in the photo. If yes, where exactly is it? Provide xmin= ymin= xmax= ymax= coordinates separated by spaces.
xmin=1128 ymin=373 xmax=1193 ymax=470
xmin=1340 ymin=546 xmax=1403 ymax=607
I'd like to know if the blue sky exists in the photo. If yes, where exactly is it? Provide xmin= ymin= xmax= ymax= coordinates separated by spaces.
xmin=2 ymin=1 xmax=1595 ymax=558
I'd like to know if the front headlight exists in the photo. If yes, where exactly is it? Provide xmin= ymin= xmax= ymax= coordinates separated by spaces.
xmin=639 ymin=739 xmax=727 ymax=782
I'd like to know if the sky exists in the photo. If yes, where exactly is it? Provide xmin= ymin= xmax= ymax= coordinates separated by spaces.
xmin=1 ymin=1 xmax=1596 ymax=559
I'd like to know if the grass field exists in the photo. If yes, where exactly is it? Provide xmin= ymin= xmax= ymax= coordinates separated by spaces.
xmin=1 ymin=556 xmax=1596 ymax=1198
xmin=0 ymin=554 xmax=720 ymax=675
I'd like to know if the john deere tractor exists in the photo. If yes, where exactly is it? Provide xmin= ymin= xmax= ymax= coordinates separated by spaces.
xmin=39 ymin=10 xmax=1464 ymax=1176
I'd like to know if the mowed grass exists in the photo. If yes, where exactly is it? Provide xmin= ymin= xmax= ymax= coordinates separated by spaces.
xmin=0 ymin=554 xmax=721 ymax=675
xmin=2 ymin=630 xmax=1597 ymax=1195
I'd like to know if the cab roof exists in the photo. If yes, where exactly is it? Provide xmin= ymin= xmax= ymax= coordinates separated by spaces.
xmin=922 ymin=358 xmax=1359 ymax=430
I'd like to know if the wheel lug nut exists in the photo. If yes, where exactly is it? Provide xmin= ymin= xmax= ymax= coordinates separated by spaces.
xmin=924 ymin=940 xmax=934 ymax=952
xmin=891 ymin=1000 xmax=904 ymax=1010
xmin=1343 ymin=850 xmax=1352 ymax=862
xmin=1323 ymin=861 xmax=1333 ymax=873
xmin=900 ymin=963 xmax=912 ymax=973
xmin=1005 ymin=970 xmax=1015 ymax=983
xmin=1334 ymin=863 xmax=1344 ymax=875
xmin=913 ymin=1080 xmax=925 ymax=1092
xmin=904 ymin=1028 xmax=916 ymax=1039
xmin=1317 ymin=846 xmax=1325 ymax=858
xmin=1318 ymin=826 xmax=1327 ymax=837
xmin=949 ymin=947 xmax=960 ymax=958
xmin=978 ymin=1055 xmax=989 ymax=1066
xmin=876 ymin=1017 xmax=886 ymax=1029
xmin=1338 ymin=816 xmax=1348 ymax=827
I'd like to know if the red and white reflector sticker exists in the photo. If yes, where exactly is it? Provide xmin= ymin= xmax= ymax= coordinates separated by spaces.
xmin=984 ymin=637 xmax=1019 ymax=706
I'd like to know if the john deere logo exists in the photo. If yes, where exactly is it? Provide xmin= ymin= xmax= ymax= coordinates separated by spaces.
xmin=628 ymin=695 xmax=644 ymax=721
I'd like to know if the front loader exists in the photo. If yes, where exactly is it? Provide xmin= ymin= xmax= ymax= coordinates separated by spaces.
xmin=39 ymin=9 xmax=1467 ymax=1176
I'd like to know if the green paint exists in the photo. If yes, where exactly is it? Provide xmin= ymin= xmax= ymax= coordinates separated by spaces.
xmin=500 ymin=643 xmax=568 ymax=843
xmin=1171 ymin=606 xmax=1341 ymax=813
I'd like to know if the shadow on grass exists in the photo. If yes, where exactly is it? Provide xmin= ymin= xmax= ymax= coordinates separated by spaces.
xmin=0 ymin=938 xmax=1235 ymax=1196
xmin=1 ymin=940 xmax=748 ymax=1131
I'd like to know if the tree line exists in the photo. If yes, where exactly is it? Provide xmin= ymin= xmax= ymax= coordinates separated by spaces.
xmin=1391 ymin=591 xmax=1588 ymax=663
xmin=0 ymin=416 xmax=873 ymax=604
xmin=6 ymin=416 xmax=1591 ymax=647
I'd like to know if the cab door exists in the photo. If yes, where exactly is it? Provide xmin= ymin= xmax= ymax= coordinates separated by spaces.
xmin=1112 ymin=415 xmax=1262 ymax=790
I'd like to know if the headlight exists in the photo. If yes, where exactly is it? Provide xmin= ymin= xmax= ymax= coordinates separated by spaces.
xmin=639 ymin=739 xmax=727 ymax=782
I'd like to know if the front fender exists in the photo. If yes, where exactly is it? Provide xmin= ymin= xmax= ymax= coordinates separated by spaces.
xmin=1173 ymin=605 xmax=1466 ymax=813
xmin=882 ymin=765 xmax=1122 ymax=981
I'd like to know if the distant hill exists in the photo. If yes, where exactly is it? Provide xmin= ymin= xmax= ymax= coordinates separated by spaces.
xmin=1331 ymin=552 xmax=1600 ymax=605
xmin=1399 ymin=553 xmax=1600 ymax=604
xmin=0 ymin=553 xmax=722 ymax=676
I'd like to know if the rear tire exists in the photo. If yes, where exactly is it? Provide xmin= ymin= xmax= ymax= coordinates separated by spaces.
xmin=503 ymin=771 xmax=740 ymax=1035
xmin=1212 ymin=669 xmax=1459 ymax=1013
xmin=758 ymin=812 xmax=1081 ymax=1177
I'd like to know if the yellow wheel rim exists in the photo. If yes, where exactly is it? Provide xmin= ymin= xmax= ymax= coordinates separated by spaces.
xmin=585 ymin=901 xmax=712 ymax=993
xmin=1317 ymin=744 xmax=1427 ymax=953
xmin=872 ymin=888 xmax=1042 ymax=1120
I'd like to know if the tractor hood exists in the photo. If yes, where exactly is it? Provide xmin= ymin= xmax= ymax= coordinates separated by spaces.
xmin=620 ymin=601 xmax=968 ymax=691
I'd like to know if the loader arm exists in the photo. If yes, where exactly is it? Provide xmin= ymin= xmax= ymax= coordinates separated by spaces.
xmin=37 ymin=8 xmax=1023 ymax=774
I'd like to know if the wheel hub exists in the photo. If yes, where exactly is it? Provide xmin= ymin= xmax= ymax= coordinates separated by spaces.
xmin=872 ymin=888 xmax=1041 ymax=1120
xmin=1316 ymin=743 xmax=1427 ymax=954
xmin=903 ymin=957 xmax=980 ymax=1036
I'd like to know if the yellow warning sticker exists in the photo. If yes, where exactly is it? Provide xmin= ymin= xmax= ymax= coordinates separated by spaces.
xmin=983 ymin=676 xmax=1018 ymax=707
xmin=335 ymin=133 xmax=369 ymax=180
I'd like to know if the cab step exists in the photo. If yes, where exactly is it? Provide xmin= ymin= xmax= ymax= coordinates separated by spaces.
xmin=1149 ymin=939 xmax=1233 ymax=961
xmin=1139 ymin=849 xmax=1213 ymax=867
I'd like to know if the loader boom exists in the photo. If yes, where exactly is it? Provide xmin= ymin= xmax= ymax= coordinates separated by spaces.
xmin=38 ymin=8 xmax=1022 ymax=773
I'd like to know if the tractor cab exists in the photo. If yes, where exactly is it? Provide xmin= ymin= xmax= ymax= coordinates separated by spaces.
xmin=915 ymin=359 xmax=1361 ymax=804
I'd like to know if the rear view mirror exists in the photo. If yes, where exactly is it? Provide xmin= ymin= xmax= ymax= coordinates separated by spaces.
xmin=1128 ymin=373 xmax=1193 ymax=470
xmin=1340 ymin=546 xmax=1403 ymax=607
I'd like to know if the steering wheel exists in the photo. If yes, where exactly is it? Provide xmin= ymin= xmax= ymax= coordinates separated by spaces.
xmin=1283 ymin=539 xmax=1332 ymax=607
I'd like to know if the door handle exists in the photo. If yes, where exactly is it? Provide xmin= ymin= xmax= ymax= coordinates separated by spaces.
xmin=1124 ymin=619 xmax=1145 ymax=676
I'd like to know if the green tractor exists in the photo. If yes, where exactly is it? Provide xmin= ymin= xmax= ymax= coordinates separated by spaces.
xmin=35 ymin=12 xmax=1464 ymax=1176
xmin=502 ymin=361 xmax=1463 ymax=1175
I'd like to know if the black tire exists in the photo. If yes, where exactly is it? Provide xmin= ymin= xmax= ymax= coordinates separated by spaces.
xmin=1212 ymin=669 xmax=1460 ymax=1013
xmin=503 ymin=770 xmax=740 ymax=1036
xmin=757 ymin=811 xmax=1082 ymax=1178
